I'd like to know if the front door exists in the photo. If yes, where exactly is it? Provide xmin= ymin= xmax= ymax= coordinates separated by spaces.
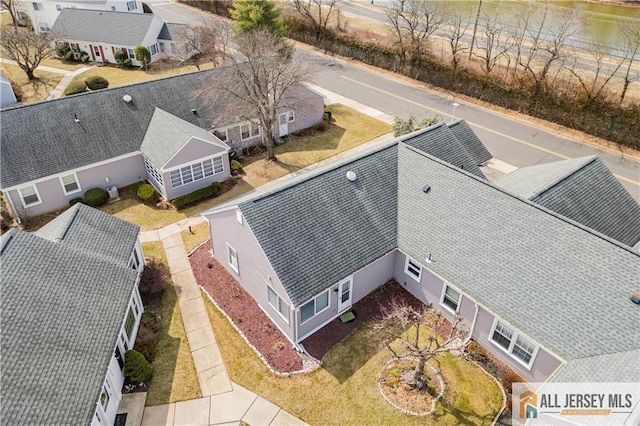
xmin=278 ymin=112 xmax=289 ymax=137
xmin=337 ymin=277 xmax=353 ymax=313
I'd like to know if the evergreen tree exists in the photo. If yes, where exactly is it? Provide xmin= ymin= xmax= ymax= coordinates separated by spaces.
xmin=231 ymin=0 xmax=286 ymax=36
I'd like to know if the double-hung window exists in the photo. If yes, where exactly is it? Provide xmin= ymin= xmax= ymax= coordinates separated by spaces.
xmin=60 ymin=173 xmax=80 ymax=195
xmin=300 ymin=290 xmax=329 ymax=323
xmin=32 ymin=2 xmax=43 ymax=10
xmin=441 ymin=285 xmax=460 ymax=312
xmin=491 ymin=320 xmax=538 ymax=367
xmin=267 ymin=286 xmax=289 ymax=323
xmin=227 ymin=244 xmax=239 ymax=273
xmin=240 ymin=121 xmax=260 ymax=141
xmin=404 ymin=256 xmax=422 ymax=281
xmin=19 ymin=185 xmax=41 ymax=207
xmin=126 ymin=0 xmax=137 ymax=11
xmin=149 ymin=44 xmax=158 ymax=55
xmin=169 ymin=156 xmax=224 ymax=188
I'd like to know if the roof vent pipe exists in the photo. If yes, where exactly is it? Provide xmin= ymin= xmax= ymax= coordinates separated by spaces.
xmin=123 ymin=95 xmax=132 ymax=103
xmin=74 ymin=113 xmax=80 ymax=123
xmin=422 ymin=185 xmax=431 ymax=194
xmin=346 ymin=171 xmax=357 ymax=182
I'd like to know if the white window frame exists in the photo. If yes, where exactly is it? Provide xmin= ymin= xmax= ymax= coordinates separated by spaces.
xmin=144 ymin=157 xmax=164 ymax=185
xmin=167 ymin=155 xmax=225 ymax=189
xmin=149 ymin=44 xmax=158 ymax=56
xmin=213 ymin=128 xmax=228 ymax=142
xmin=227 ymin=244 xmax=239 ymax=274
xmin=32 ymin=2 xmax=43 ymax=10
xmin=440 ymin=285 xmax=461 ymax=313
xmin=300 ymin=290 xmax=330 ymax=324
xmin=38 ymin=22 xmax=50 ymax=32
xmin=128 ymin=48 xmax=135 ymax=60
xmin=55 ymin=4 xmax=62 ymax=11
xmin=489 ymin=319 xmax=539 ymax=369
xmin=126 ymin=0 xmax=137 ymax=11
xmin=267 ymin=285 xmax=289 ymax=324
xmin=404 ymin=256 xmax=422 ymax=282
xmin=240 ymin=121 xmax=261 ymax=141
xmin=287 ymin=110 xmax=295 ymax=122
xmin=18 ymin=185 xmax=42 ymax=207
xmin=59 ymin=172 xmax=81 ymax=195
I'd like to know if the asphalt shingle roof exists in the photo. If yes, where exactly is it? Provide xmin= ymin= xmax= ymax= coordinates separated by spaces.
xmin=402 ymin=122 xmax=486 ymax=179
xmin=140 ymin=108 xmax=228 ymax=167
xmin=497 ymin=156 xmax=640 ymax=247
xmin=1 ymin=69 xmax=220 ymax=189
xmin=158 ymin=22 xmax=187 ymax=41
xmin=447 ymin=120 xmax=493 ymax=165
xmin=397 ymin=144 xmax=640 ymax=361
xmin=240 ymin=145 xmax=398 ymax=306
xmin=52 ymin=8 xmax=160 ymax=46
xmin=551 ymin=349 xmax=640 ymax=383
xmin=0 ymin=206 xmax=140 ymax=425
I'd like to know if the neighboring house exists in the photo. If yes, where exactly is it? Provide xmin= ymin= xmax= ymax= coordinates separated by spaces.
xmin=51 ymin=8 xmax=187 ymax=65
xmin=495 ymin=155 xmax=640 ymax=248
xmin=0 ymin=68 xmax=324 ymax=219
xmin=202 ymin=123 xmax=640 ymax=384
xmin=16 ymin=0 xmax=143 ymax=34
xmin=0 ymin=70 xmax=17 ymax=106
xmin=0 ymin=203 xmax=144 ymax=425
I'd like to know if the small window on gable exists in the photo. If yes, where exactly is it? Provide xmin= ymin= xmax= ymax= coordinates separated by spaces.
xmin=236 ymin=209 xmax=243 ymax=224
xmin=32 ymin=2 xmax=43 ymax=11
xmin=56 ymin=4 xmax=62 ymax=11
xmin=288 ymin=111 xmax=295 ymax=122
xmin=110 ymin=5 xmax=116 ymax=10
xmin=213 ymin=129 xmax=228 ymax=142
xmin=441 ymin=285 xmax=460 ymax=312
xmin=404 ymin=256 xmax=422 ymax=282
xmin=227 ymin=244 xmax=239 ymax=274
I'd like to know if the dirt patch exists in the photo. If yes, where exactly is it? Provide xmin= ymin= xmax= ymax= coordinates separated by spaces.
xmin=379 ymin=358 xmax=443 ymax=415
xmin=189 ymin=241 xmax=303 ymax=373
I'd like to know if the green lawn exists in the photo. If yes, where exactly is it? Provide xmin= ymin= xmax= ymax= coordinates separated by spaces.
xmin=142 ymin=242 xmax=202 ymax=405
xmin=204 ymin=299 xmax=503 ymax=425
xmin=101 ymin=104 xmax=391 ymax=230
xmin=181 ymin=222 xmax=210 ymax=254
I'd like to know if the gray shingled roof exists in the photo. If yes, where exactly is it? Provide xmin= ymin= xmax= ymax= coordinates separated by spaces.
xmin=140 ymin=108 xmax=228 ymax=167
xmin=552 ymin=349 xmax=640 ymax=383
xmin=1 ymin=69 xmax=223 ymax=189
xmin=35 ymin=203 xmax=141 ymax=265
xmin=397 ymin=144 xmax=640 ymax=361
xmin=158 ymin=22 xmax=187 ymax=41
xmin=52 ymin=8 xmax=160 ymax=45
xmin=447 ymin=120 xmax=492 ymax=165
xmin=1 ymin=207 xmax=140 ymax=425
xmin=497 ymin=156 xmax=640 ymax=247
xmin=240 ymin=145 xmax=398 ymax=306
xmin=402 ymin=122 xmax=486 ymax=179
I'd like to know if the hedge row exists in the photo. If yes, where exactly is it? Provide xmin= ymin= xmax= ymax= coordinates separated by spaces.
xmin=172 ymin=182 xmax=220 ymax=210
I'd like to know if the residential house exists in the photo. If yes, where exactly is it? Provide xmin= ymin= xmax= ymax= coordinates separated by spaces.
xmin=0 ymin=203 xmax=144 ymax=425
xmin=16 ymin=0 xmax=143 ymax=34
xmin=202 ymin=122 xmax=640 ymax=384
xmin=0 ymin=68 xmax=324 ymax=219
xmin=51 ymin=8 xmax=185 ymax=65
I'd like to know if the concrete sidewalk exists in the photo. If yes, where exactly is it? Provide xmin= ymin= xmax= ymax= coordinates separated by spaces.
xmin=139 ymin=218 xmax=306 ymax=426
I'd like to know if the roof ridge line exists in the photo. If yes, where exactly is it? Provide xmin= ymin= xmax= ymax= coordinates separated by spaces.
xmin=402 ymin=145 xmax=640 ymax=256
xmin=530 ymin=155 xmax=599 ymax=199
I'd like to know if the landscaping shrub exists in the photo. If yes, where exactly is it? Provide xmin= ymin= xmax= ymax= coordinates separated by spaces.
xmin=231 ymin=159 xmax=244 ymax=174
xmin=171 ymin=182 xmax=220 ymax=210
xmin=63 ymin=80 xmax=87 ymax=96
xmin=114 ymin=49 xmax=126 ymax=65
xmin=63 ymin=50 xmax=74 ymax=61
xmin=124 ymin=349 xmax=153 ymax=382
xmin=56 ymin=43 xmax=70 ymax=57
xmin=500 ymin=370 xmax=524 ymax=394
xmin=69 ymin=197 xmax=84 ymax=206
xmin=123 ymin=58 xmax=133 ymax=68
xmin=139 ymin=258 xmax=169 ymax=301
xmin=83 ymin=188 xmax=108 ymax=207
xmin=135 ymin=183 xmax=159 ymax=204
xmin=85 ymin=75 xmax=109 ymax=90
xmin=81 ymin=54 xmax=89 ymax=63
xmin=133 ymin=312 xmax=160 ymax=361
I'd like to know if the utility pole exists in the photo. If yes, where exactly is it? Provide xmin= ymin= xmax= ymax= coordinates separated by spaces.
xmin=469 ymin=0 xmax=483 ymax=59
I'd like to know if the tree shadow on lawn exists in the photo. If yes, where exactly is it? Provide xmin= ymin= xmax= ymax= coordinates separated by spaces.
xmin=275 ymin=124 xmax=347 ymax=154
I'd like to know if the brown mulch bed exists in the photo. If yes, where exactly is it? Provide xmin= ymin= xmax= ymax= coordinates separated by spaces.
xmin=189 ymin=241 xmax=303 ymax=373
xmin=302 ymin=280 xmax=455 ymax=361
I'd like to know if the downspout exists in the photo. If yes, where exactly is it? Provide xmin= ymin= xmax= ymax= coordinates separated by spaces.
xmin=4 ymin=191 xmax=21 ymax=225
xmin=293 ymin=307 xmax=302 ymax=350
xmin=464 ymin=303 xmax=480 ymax=345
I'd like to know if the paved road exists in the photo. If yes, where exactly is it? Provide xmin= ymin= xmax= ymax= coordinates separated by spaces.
xmin=148 ymin=0 xmax=640 ymax=202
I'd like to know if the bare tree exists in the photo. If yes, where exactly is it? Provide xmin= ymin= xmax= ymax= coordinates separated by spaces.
xmin=565 ymin=37 xmax=626 ymax=103
xmin=292 ymin=0 xmax=340 ymax=41
xmin=619 ymin=18 xmax=640 ymax=104
xmin=518 ymin=2 xmax=576 ymax=90
xmin=207 ymin=30 xmax=314 ymax=161
xmin=386 ymin=0 xmax=445 ymax=65
xmin=1 ymin=0 xmax=18 ymax=27
xmin=174 ymin=22 xmax=231 ymax=69
xmin=0 ymin=26 xmax=56 ymax=80
xmin=373 ymin=298 xmax=467 ymax=390
xmin=472 ymin=11 xmax=512 ymax=75
xmin=444 ymin=10 xmax=471 ymax=72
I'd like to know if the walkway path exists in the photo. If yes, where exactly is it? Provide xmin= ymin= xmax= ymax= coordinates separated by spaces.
xmin=139 ymin=217 xmax=306 ymax=426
